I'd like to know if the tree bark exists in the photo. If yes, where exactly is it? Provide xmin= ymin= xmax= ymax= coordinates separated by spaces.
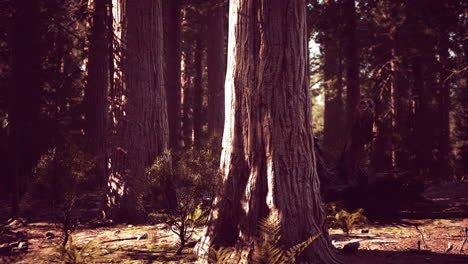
xmin=106 ymin=0 xmax=169 ymax=222
xmin=207 ymin=0 xmax=227 ymax=141
xmin=85 ymin=0 xmax=110 ymax=187
xmin=195 ymin=1 xmax=341 ymax=263
xmin=163 ymin=0 xmax=182 ymax=150
xmin=181 ymin=6 xmax=194 ymax=148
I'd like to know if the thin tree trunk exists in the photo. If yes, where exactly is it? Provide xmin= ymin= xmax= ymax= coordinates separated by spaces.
xmin=85 ymin=0 xmax=110 ymax=187
xmin=322 ymin=0 xmax=344 ymax=161
xmin=164 ymin=0 xmax=182 ymax=151
xmin=343 ymin=0 xmax=360 ymax=131
xmin=391 ymin=29 xmax=411 ymax=171
xmin=437 ymin=28 xmax=451 ymax=180
xmin=341 ymin=0 xmax=362 ymax=184
xmin=196 ymin=1 xmax=341 ymax=263
xmin=181 ymin=7 xmax=194 ymax=148
xmin=193 ymin=35 xmax=204 ymax=147
xmin=207 ymin=0 xmax=227 ymax=142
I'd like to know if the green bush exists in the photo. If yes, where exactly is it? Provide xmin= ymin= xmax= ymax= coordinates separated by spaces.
xmin=151 ymin=200 xmax=207 ymax=255
xmin=145 ymin=140 xmax=222 ymax=211
xmin=42 ymin=237 xmax=100 ymax=264
xmin=325 ymin=203 xmax=368 ymax=236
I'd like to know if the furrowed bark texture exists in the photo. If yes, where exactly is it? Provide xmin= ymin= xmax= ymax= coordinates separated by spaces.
xmin=196 ymin=1 xmax=340 ymax=263
xmin=106 ymin=0 xmax=169 ymax=221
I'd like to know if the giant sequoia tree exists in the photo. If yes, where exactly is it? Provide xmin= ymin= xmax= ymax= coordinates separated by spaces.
xmin=196 ymin=1 xmax=340 ymax=263
xmin=106 ymin=0 xmax=169 ymax=221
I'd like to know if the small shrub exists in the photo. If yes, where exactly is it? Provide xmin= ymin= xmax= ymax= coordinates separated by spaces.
xmin=325 ymin=203 xmax=368 ymax=236
xmin=145 ymin=141 xmax=222 ymax=211
xmin=42 ymin=237 xmax=100 ymax=264
xmin=151 ymin=198 xmax=207 ymax=255
xmin=55 ymin=194 xmax=78 ymax=246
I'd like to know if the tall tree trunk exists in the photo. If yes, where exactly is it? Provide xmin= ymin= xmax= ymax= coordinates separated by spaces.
xmin=195 ymin=1 xmax=340 ymax=263
xmin=343 ymin=0 xmax=359 ymax=131
xmin=341 ymin=0 xmax=363 ymax=184
xmin=412 ymin=56 xmax=432 ymax=179
xmin=7 ymin=0 xmax=42 ymax=216
xmin=322 ymin=0 xmax=344 ymax=161
xmin=193 ymin=35 xmax=204 ymax=147
xmin=85 ymin=0 xmax=110 ymax=187
xmin=181 ymin=7 xmax=194 ymax=148
xmin=207 ymin=0 xmax=227 ymax=142
xmin=391 ymin=32 xmax=411 ymax=172
xmin=106 ymin=0 xmax=169 ymax=222
xmin=163 ymin=0 xmax=182 ymax=150
xmin=437 ymin=26 xmax=451 ymax=180
xmin=389 ymin=24 xmax=413 ymax=172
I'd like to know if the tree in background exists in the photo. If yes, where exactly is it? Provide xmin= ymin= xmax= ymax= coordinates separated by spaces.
xmin=105 ymin=0 xmax=170 ymax=222
xmin=84 ymin=0 xmax=111 ymax=187
xmin=6 ymin=0 xmax=42 ymax=215
xmin=207 ymin=0 xmax=227 ymax=146
xmin=163 ymin=0 xmax=183 ymax=151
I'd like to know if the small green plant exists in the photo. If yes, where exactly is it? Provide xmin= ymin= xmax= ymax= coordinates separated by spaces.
xmin=207 ymin=247 xmax=236 ymax=264
xmin=205 ymin=214 xmax=320 ymax=264
xmin=325 ymin=203 xmax=368 ymax=236
xmin=42 ymin=237 xmax=100 ymax=264
xmin=152 ymin=198 xmax=207 ymax=255
xmin=253 ymin=214 xmax=321 ymax=264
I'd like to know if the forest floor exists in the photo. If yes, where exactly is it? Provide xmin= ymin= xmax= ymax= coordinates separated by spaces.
xmin=1 ymin=180 xmax=468 ymax=264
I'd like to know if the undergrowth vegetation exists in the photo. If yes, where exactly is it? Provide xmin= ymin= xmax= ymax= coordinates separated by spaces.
xmin=207 ymin=213 xmax=321 ymax=264
xmin=325 ymin=202 xmax=368 ymax=236
xmin=41 ymin=237 xmax=101 ymax=264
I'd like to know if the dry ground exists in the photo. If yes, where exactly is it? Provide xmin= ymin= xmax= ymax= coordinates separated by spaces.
xmin=1 ymin=181 xmax=468 ymax=264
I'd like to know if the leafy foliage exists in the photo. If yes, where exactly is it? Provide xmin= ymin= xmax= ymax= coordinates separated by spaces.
xmin=146 ymin=141 xmax=221 ymax=211
xmin=325 ymin=203 xmax=368 ymax=236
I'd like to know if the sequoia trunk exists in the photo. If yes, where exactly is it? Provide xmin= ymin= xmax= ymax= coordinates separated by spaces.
xmin=196 ymin=1 xmax=340 ymax=263
xmin=106 ymin=0 xmax=169 ymax=221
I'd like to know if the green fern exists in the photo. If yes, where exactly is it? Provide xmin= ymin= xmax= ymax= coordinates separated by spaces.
xmin=253 ymin=214 xmax=321 ymax=264
xmin=325 ymin=203 xmax=368 ymax=236
xmin=207 ymin=247 xmax=236 ymax=264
